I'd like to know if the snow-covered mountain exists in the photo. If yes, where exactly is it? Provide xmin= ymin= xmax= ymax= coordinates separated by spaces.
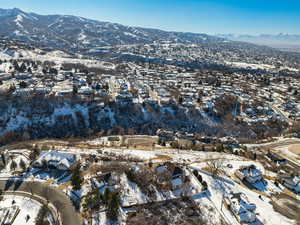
xmin=0 ymin=8 xmax=225 ymax=51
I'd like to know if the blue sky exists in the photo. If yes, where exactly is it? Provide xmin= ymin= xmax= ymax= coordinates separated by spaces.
xmin=1 ymin=0 xmax=299 ymax=34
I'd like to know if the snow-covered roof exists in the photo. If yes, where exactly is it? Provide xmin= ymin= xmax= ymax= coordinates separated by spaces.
xmin=229 ymin=192 xmax=256 ymax=223
xmin=281 ymin=176 xmax=300 ymax=187
xmin=240 ymin=165 xmax=262 ymax=178
xmin=172 ymin=177 xmax=183 ymax=187
xmin=34 ymin=151 xmax=76 ymax=170
xmin=156 ymin=165 xmax=168 ymax=173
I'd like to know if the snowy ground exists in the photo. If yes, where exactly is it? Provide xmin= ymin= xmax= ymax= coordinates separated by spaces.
xmin=224 ymin=61 xmax=299 ymax=72
xmin=98 ymin=146 xmax=243 ymax=164
xmin=0 ymin=195 xmax=42 ymax=225
xmin=225 ymin=61 xmax=276 ymax=71
xmin=1 ymin=140 xmax=298 ymax=225
xmin=0 ymin=48 xmax=116 ymax=70
xmin=0 ymin=152 xmax=31 ymax=177
xmin=190 ymin=166 xmax=294 ymax=225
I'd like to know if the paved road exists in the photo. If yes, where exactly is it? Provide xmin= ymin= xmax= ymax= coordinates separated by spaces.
xmin=246 ymin=138 xmax=300 ymax=169
xmin=246 ymin=138 xmax=300 ymax=148
xmin=0 ymin=179 xmax=81 ymax=225
xmin=270 ymin=151 xmax=300 ymax=169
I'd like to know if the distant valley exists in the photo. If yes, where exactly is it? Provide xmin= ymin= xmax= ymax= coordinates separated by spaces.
xmin=217 ymin=33 xmax=300 ymax=53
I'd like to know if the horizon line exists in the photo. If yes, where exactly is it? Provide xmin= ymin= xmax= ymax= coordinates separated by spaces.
xmin=1 ymin=7 xmax=300 ymax=36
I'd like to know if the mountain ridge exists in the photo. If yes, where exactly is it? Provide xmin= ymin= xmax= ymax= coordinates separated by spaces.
xmin=0 ymin=8 xmax=226 ymax=51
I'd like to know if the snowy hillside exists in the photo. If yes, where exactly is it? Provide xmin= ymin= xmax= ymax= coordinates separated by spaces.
xmin=0 ymin=8 xmax=225 ymax=50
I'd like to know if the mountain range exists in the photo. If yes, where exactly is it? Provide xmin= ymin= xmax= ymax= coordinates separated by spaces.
xmin=0 ymin=8 xmax=225 ymax=51
xmin=216 ymin=34 xmax=300 ymax=52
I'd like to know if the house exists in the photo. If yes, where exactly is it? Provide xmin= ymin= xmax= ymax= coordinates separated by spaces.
xmin=15 ymin=72 xmax=31 ymax=80
xmin=236 ymin=165 xmax=263 ymax=184
xmin=266 ymin=152 xmax=287 ymax=165
xmin=225 ymin=192 xmax=256 ymax=223
xmin=172 ymin=166 xmax=184 ymax=178
xmin=12 ymin=88 xmax=35 ymax=98
xmin=32 ymin=151 xmax=77 ymax=170
xmin=55 ymin=74 xmax=66 ymax=82
xmin=34 ymin=86 xmax=51 ymax=96
xmin=156 ymin=129 xmax=175 ymax=142
xmin=99 ymin=136 xmax=123 ymax=147
xmin=155 ymin=165 xmax=168 ymax=174
xmin=54 ymin=87 xmax=73 ymax=97
xmin=78 ymin=86 xmax=94 ymax=95
xmin=172 ymin=177 xmax=183 ymax=190
xmin=115 ymin=92 xmax=133 ymax=103
xmin=279 ymin=175 xmax=300 ymax=193
xmin=156 ymin=163 xmax=185 ymax=190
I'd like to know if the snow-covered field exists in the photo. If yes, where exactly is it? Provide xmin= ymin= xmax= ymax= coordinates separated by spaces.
xmin=98 ymin=146 xmax=243 ymax=164
xmin=225 ymin=61 xmax=299 ymax=72
xmin=0 ymin=151 xmax=31 ymax=177
xmin=0 ymin=195 xmax=42 ymax=225
xmin=0 ymin=48 xmax=116 ymax=70
xmin=225 ymin=61 xmax=276 ymax=71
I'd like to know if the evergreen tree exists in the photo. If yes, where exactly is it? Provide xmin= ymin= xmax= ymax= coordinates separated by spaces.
xmin=27 ymin=67 xmax=32 ymax=74
xmin=103 ymin=188 xmax=111 ymax=205
xmin=19 ymin=159 xmax=26 ymax=171
xmin=1 ymin=153 xmax=6 ymax=166
xmin=19 ymin=81 xmax=28 ymax=88
xmin=71 ymin=163 xmax=83 ymax=190
xmin=10 ymin=160 xmax=17 ymax=171
xmin=107 ymin=191 xmax=120 ymax=221
xmin=20 ymin=63 xmax=27 ymax=72
xmin=202 ymin=181 xmax=208 ymax=191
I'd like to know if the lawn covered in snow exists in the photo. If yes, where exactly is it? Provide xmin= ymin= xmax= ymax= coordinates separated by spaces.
xmin=0 ymin=195 xmax=42 ymax=225
xmin=190 ymin=165 xmax=294 ymax=225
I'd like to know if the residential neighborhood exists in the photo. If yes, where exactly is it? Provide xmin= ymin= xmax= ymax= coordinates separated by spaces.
xmin=0 ymin=4 xmax=299 ymax=225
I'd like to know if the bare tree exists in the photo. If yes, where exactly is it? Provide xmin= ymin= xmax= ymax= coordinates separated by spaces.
xmin=206 ymin=159 xmax=225 ymax=177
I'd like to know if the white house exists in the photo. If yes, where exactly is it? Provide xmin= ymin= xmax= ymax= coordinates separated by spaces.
xmin=32 ymin=151 xmax=77 ymax=170
xmin=279 ymin=175 xmax=300 ymax=193
xmin=226 ymin=192 xmax=256 ymax=223
xmin=236 ymin=165 xmax=263 ymax=184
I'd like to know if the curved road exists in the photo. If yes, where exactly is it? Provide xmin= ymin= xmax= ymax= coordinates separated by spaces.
xmin=246 ymin=138 xmax=300 ymax=169
xmin=0 ymin=179 xmax=81 ymax=225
